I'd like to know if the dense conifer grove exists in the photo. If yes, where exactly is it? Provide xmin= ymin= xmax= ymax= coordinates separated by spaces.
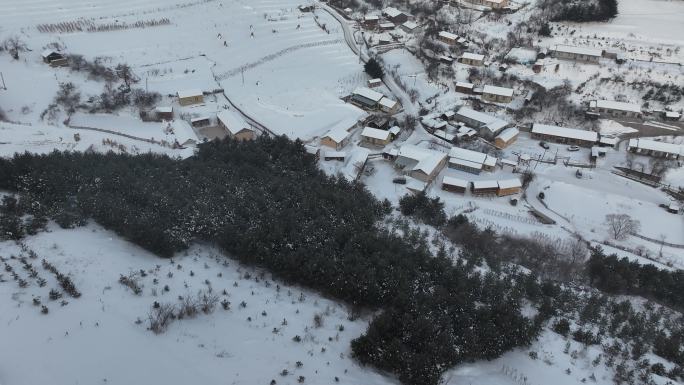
xmin=1 ymin=137 xmax=682 ymax=384
xmin=0 ymin=137 xmax=539 ymax=385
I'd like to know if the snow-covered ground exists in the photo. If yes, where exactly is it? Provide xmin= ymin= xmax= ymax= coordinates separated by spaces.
xmin=0 ymin=224 xmax=397 ymax=385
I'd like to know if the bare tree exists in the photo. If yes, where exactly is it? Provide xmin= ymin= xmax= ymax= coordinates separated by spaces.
xmin=148 ymin=302 xmax=176 ymax=334
xmin=604 ymin=213 xmax=641 ymax=240
xmin=3 ymin=36 xmax=27 ymax=60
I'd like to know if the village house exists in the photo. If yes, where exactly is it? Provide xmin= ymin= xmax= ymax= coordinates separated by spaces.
xmin=379 ymin=22 xmax=395 ymax=31
xmin=217 ymin=109 xmax=256 ymax=141
xmin=448 ymin=147 xmax=497 ymax=174
xmin=471 ymin=180 xmax=499 ymax=196
xmin=324 ymin=151 xmax=347 ymax=161
xmin=367 ymin=78 xmax=383 ymax=88
xmin=588 ymin=100 xmax=642 ymax=119
xmin=190 ymin=116 xmax=211 ymax=128
xmin=321 ymin=126 xmax=352 ymax=150
xmin=395 ymin=144 xmax=448 ymax=183
xmin=389 ymin=126 xmax=401 ymax=140
xmin=531 ymin=124 xmax=598 ymax=147
xmin=455 ymin=81 xmax=475 ymax=94
xmin=454 ymin=107 xmax=509 ymax=138
xmin=177 ymin=89 xmax=204 ymax=106
xmin=599 ymin=136 xmax=618 ymax=148
xmin=169 ymin=120 xmax=200 ymax=148
xmin=459 ymin=52 xmax=485 ymax=66
xmin=439 ymin=55 xmax=455 ymax=65
xmin=155 ymin=106 xmax=173 ymax=121
xmin=494 ymin=127 xmax=519 ymax=149
xmin=482 ymin=85 xmax=514 ymax=104
xmin=401 ymin=21 xmax=419 ymax=33
xmin=664 ymin=111 xmax=681 ymax=121
xmin=382 ymin=7 xmax=409 ymax=24
xmin=379 ymin=97 xmax=400 ymax=114
xmin=463 ymin=0 xmax=509 ymax=9
xmin=550 ymin=45 xmax=602 ymax=63
xmin=41 ymin=49 xmax=68 ymax=67
xmin=363 ymin=15 xmax=380 ymax=28
xmin=627 ymin=138 xmax=684 ymax=160
xmin=438 ymin=31 xmax=459 ymax=45
xmin=360 ymin=126 xmax=392 ymax=147
xmin=441 ymin=176 xmax=469 ymax=194
xmin=350 ymin=87 xmax=385 ymax=110
xmin=497 ymin=178 xmax=522 ymax=197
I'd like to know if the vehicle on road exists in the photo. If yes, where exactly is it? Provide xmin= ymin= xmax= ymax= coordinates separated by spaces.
xmin=567 ymin=145 xmax=580 ymax=151
xmin=539 ymin=141 xmax=550 ymax=149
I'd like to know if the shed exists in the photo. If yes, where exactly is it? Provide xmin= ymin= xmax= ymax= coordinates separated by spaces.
xmin=438 ymin=31 xmax=458 ymax=45
xmin=495 ymin=127 xmax=519 ymax=149
xmin=497 ymin=178 xmax=522 ymax=196
xmin=460 ymin=52 xmax=485 ymax=66
xmin=361 ymin=126 xmax=392 ymax=146
xmin=190 ymin=116 xmax=211 ymax=127
xmin=155 ymin=106 xmax=174 ymax=120
xmin=324 ymin=151 xmax=347 ymax=161
xmin=471 ymin=180 xmax=499 ymax=195
xmin=482 ymin=85 xmax=514 ymax=104
xmin=367 ymin=78 xmax=383 ymax=88
xmin=455 ymin=81 xmax=475 ymax=94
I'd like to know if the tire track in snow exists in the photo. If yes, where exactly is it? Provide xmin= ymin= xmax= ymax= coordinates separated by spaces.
xmin=216 ymin=38 xmax=342 ymax=80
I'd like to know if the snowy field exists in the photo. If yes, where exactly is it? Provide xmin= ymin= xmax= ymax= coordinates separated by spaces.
xmin=0 ymin=224 xmax=396 ymax=385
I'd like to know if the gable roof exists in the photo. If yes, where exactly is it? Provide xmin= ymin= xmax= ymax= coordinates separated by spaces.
xmin=398 ymin=144 xmax=447 ymax=175
xmin=532 ymin=124 xmax=598 ymax=142
xmin=483 ymin=85 xmax=514 ymax=97
xmin=593 ymin=100 xmax=641 ymax=113
xmin=439 ymin=31 xmax=458 ymax=40
xmin=496 ymin=127 xmax=519 ymax=142
xmin=551 ymin=45 xmax=602 ymax=57
xmin=361 ymin=126 xmax=391 ymax=141
xmin=323 ymin=126 xmax=352 ymax=143
xmin=217 ymin=109 xmax=251 ymax=135
xmin=461 ymin=52 xmax=485 ymax=61
xmin=177 ymin=89 xmax=203 ymax=99
xmin=352 ymin=87 xmax=384 ymax=103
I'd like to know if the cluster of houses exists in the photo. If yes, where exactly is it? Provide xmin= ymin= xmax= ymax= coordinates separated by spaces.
xmin=361 ymin=7 xmax=420 ymax=34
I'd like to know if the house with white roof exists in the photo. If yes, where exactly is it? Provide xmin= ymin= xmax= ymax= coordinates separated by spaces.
xmin=438 ymin=31 xmax=459 ymax=45
xmin=497 ymin=178 xmax=522 ymax=196
xmin=321 ymin=126 xmax=352 ymax=150
xmin=168 ymin=120 xmax=200 ymax=148
xmin=455 ymin=81 xmax=475 ymax=94
xmin=482 ymin=85 xmax=514 ymax=104
xmin=495 ymin=127 xmax=519 ymax=149
xmin=459 ymin=52 xmax=485 ymax=66
xmin=464 ymin=0 xmax=509 ymax=9
xmin=217 ymin=109 xmax=255 ymax=141
xmin=350 ymin=87 xmax=385 ymax=110
xmin=41 ymin=49 xmax=67 ymax=66
xmin=441 ymin=176 xmax=469 ymax=193
xmin=588 ymin=100 xmax=642 ymax=119
xmin=531 ymin=124 xmax=598 ymax=147
xmin=627 ymin=138 xmax=684 ymax=160
xmin=454 ymin=107 xmax=509 ymax=138
xmin=471 ymin=180 xmax=499 ymax=195
xmin=382 ymin=7 xmax=409 ymax=23
xmin=379 ymin=97 xmax=400 ymax=114
xmin=363 ymin=14 xmax=380 ymax=27
xmin=448 ymin=147 xmax=497 ymax=174
xmin=550 ymin=45 xmax=602 ymax=63
xmin=396 ymin=144 xmax=448 ymax=183
xmin=360 ymin=127 xmax=392 ymax=147
xmin=177 ymin=89 xmax=204 ymax=106
xmin=401 ymin=21 xmax=419 ymax=33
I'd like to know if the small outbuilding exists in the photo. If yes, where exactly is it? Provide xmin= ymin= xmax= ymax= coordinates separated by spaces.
xmin=459 ymin=52 xmax=485 ymax=66
xmin=482 ymin=85 xmax=514 ymax=104
xmin=497 ymin=178 xmax=522 ymax=197
xmin=442 ymin=176 xmax=469 ymax=194
xmin=217 ymin=110 xmax=255 ymax=141
xmin=177 ymin=89 xmax=204 ymax=106
xmin=495 ymin=127 xmax=519 ymax=149
xmin=321 ymin=127 xmax=352 ymax=150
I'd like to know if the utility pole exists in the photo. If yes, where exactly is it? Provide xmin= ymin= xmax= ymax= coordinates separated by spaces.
xmin=0 ymin=72 xmax=6 ymax=90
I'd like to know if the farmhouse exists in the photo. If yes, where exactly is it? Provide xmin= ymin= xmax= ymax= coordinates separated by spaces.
xmin=627 ymin=138 xmax=684 ymax=160
xmin=550 ymin=45 xmax=602 ymax=63
xmin=455 ymin=81 xmax=475 ymax=94
xmin=482 ymin=85 xmax=514 ymax=104
xmin=321 ymin=126 xmax=352 ymax=150
xmin=497 ymin=178 xmax=522 ymax=197
xmin=155 ymin=106 xmax=173 ymax=120
xmin=382 ymin=7 xmax=409 ymax=24
xmin=438 ymin=31 xmax=459 ymax=45
xmin=401 ymin=21 xmax=419 ymax=33
xmin=396 ymin=144 xmax=448 ymax=183
xmin=495 ymin=127 xmax=519 ymax=149
xmin=455 ymin=107 xmax=509 ymax=138
xmin=471 ymin=180 xmax=499 ymax=196
xmin=360 ymin=126 xmax=392 ymax=147
xmin=379 ymin=97 xmax=400 ymax=114
xmin=217 ymin=110 xmax=255 ymax=141
xmin=169 ymin=120 xmax=199 ymax=148
xmin=531 ymin=124 xmax=598 ymax=147
xmin=177 ymin=89 xmax=204 ymax=106
xmin=442 ymin=176 xmax=469 ymax=194
xmin=588 ymin=100 xmax=642 ymax=119
xmin=350 ymin=87 xmax=385 ymax=109
xmin=448 ymin=147 xmax=497 ymax=174
xmin=41 ymin=49 xmax=68 ymax=67
xmin=459 ymin=52 xmax=485 ymax=66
